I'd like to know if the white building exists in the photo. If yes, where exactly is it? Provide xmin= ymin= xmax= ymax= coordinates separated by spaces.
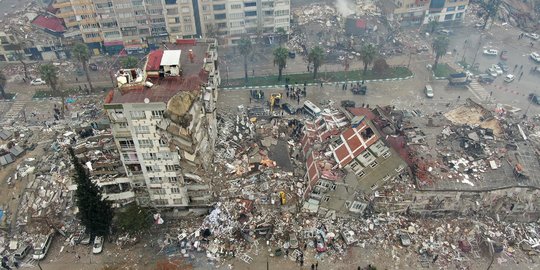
xmin=104 ymin=39 xmax=219 ymax=208
xmin=423 ymin=0 xmax=469 ymax=24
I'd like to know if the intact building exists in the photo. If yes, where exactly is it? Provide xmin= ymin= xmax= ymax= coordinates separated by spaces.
xmin=382 ymin=0 xmax=430 ymax=26
xmin=103 ymin=38 xmax=219 ymax=208
xmin=424 ymin=0 xmax=469 ymax=24
xmin=52 ymin=0 xmax=291 ymax=50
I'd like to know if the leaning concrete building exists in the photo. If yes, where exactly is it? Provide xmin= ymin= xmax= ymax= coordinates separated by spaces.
xmin=103 ymin=38 xmax=219 ymax=208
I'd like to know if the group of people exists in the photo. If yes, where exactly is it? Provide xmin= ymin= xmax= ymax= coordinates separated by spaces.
xmin=285 ymin=82 xmax=307 ymax=105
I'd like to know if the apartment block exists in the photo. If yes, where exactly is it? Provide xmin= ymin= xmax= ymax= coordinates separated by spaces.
xmin=53 ymin=0 xmax=291 ymax=50
xmin=103 ymin=39 xmax=219 ymax=208
xmin=424 ymin=0 xmax=469 ymax=24
xmin=384 ymin=0 xmax=430 ymax=26
xmin=197 ymin=0 xmax=290 ymax=44
xmin=53 ymin=0 xmax=198 ymax=54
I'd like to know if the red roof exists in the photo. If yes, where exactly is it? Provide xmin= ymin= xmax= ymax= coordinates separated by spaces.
xmin=356 ymin=19 xmax=366 ymax=29
xmin=146 ymin=50 xmax=164 ymax=71
xmin=347 ymin=107 xmax=376 ymax=121
xmin=332 ymin=120 xmax=380 ymax=168
xmin=32 ymin=15 xmax=65 ymax=33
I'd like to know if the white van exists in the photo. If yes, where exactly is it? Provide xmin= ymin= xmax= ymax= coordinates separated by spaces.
xmin=424 ymin=85 xmax=434 ymax=98
xmin=33 ymin=233 xmax=54 ymax=260
xmin=303 ymin=100 xmax=321 ymax=117
xmin=13 ymin=244 xmax=32 ymax=260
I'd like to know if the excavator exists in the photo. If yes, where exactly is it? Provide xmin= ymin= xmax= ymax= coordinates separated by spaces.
xmin=269 ymin=93 xmax=282 ymax=112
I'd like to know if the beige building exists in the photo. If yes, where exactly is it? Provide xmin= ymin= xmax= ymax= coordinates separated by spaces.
xmin=52 ymin=0 xmax=291 ymax=49
xmin=389 ymin=0 xmax=430 ymax=26
xmin=104 ymin=39 xmax=219 ymax=208
xmin=424 ymin=0 xmax=469 ymax=24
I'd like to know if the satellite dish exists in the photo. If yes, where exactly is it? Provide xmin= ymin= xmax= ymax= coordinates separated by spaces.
xmin=144 ymin=98 xmax=150 ymax=104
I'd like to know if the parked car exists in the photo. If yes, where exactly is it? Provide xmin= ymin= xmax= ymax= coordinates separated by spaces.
xmin=491 ymin=64 xmax=503 ymax=75
xmin=487 ymin=68 xmax=499 ymax=77
xmin=288 ymin=233 xmax=299 ymax=249
xmin=30 ymin=78 xmax=46 ymax=86
xmin=475 ymin=22 xmax=484 ymax=28
xmin=281 ymin=103 xmax=298 ymax=115
xmin=341 ymin=100 xmax=356 ymax=108
xmin=416 ymin=45 xmax=429 ymax=53
xmin=13 ymin=244 xmax=32 ymax=261
xmin=80 ymin=234 xmax=91 ymax=245
xmin=504 ymin=74 xmax=515 ymax=83
xmin=497 ymin=62 xmax=509 ymax=72
xmin=448 ymin=72 xmax=470 ymax=86
xmin=530 ymin=52 xmax=540 ymax=63
xmin=399 ymin=233 xmax=412 ymax=247
xmin=526 ymin=33 xmax=540 ymax=40
xmin=92 ymin=236 xmax=103 ymax=254
xmin=500 ymin=50 xmax=508 ymax=60
xmin=438 ymin=29 xmax=452 ymax=35
xmin=483 ymin=49 xmax=498 ymax=56
xmin=89 ymin=63 xmax=98 ymax=71
xmin=424 ymin=84 xmax=434 ymax=98
xmin=288 ymin=51 xmax=296 ymax=58
xmin=478 ymin=74 xmax=495 ymax=84
xmin=529 ymin=93 xmax=540 ymax=105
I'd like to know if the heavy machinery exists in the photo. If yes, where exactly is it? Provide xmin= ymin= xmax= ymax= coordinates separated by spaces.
xmin=269 ymin=93 xmax=282 ymax=112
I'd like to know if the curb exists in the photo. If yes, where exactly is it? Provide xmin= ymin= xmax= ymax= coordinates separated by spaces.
xmin=221 ymin=75 xmax=414 ymax=90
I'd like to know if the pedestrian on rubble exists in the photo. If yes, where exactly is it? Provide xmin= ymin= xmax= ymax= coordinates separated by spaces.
xmin=315 ymin=261 xmax=318 ymax=269
xmin=320 ymin=81 xmax=323 ymax=88
xmin=75 ymin=77 xmax=79 ymax=82
xmin=432 ymin=254 xmax=439 ymax=263
xmin=300 ymin=258 xmax=304 ymax=266
xmin=457 ymin=95 xmax=460 ymax=101
xmin=519 ymin=71 xmax=524 ymax=81
xmin=296 ymin=254 xmax=299 ymax=262
xmin=76 ymin=253 xmax=81 ymax=261
xmin=514 ymin=64 xmax=518 ymax=71
xmin=304 ymin=243 xmax=307 ymax=250
xmin=311 ymin=263 xmax=315 ymax=270
xmin=520 ymin=65 xmax=524 ymax=70
xmin=252 ymin=69 xmax=255 ymax=76
xmin=297 ymin=96 xmax=300 ymax=105
xmin=532 ymin=42 xmax=535 ymax=48
xmin=249 ymin=97 xmax=252 ymax=103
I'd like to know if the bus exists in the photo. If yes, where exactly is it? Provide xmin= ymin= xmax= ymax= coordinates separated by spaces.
xmin=33 ymin=232 xmax=54 ymax=260
xmin=303 ymin=100 xmax=321 ymax=117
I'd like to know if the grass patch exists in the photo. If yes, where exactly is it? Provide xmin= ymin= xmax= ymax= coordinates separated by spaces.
xmin=433 ymin=63 xmax=456 ymax=78
xmin=223 ymin=67 xmax=412 ymax=87
xmin=0 ymin=93 xmax=16 ymax=100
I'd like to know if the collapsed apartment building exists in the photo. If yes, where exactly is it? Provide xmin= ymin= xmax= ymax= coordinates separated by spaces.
xmin=301 ymin=107 xmax=408 ymax=216
xmin=103 ymin=39 xmax=219 ymax=209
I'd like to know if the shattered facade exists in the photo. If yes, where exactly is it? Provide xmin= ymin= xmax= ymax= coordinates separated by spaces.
xmin=104 ymin=39 xmax=219 ymax=208
xmin=423 ymin=0 xmax=469 ymax=24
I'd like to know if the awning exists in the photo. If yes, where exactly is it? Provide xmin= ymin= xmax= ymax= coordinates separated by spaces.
xmin=104 ymin=41 xmax=124 ymax=46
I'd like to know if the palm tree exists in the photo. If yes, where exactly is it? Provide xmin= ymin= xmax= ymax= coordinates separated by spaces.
xmin=0 ymin=70 xmax=7 ymax=99
xmin=427 ymin=19 xmax=439 ymax=34
xmin=308 ymin=46 xmax=325 ymax=79
xmin=481 ymin=0 xmax=502 ymax=30
xmin=360 ymin=44 xmax=377 ymax=75
xmin=273 ymin=47 xmax=288 ymax=81
xmin=121 ymin=56 xmax=139 ymax=69
xmin=238 ymin=37 xmax=252 ymax=83
xmin=71 ymin=43 xmax=94 ymax=92
xmin=39 ymin=63 xmax=63 ymax=115
xmin=432 ymin=36 xmax=449 ymax=69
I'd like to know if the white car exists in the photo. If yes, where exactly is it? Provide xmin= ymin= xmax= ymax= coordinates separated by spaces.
xmin=487 ymin=68 xmax=498 ymax=77
xmin=30 ymin=78 xmax=46 ymax=85
xmin=491 ymin=64 xmax=503 ymax=75
xmin=504 ymin=74 xmax=515 ymax=83
xmin=531 ymin=52 xmax=540 ymax=63
xmin=483 ymin=49 xmax=498 ymax=56
xmin=526 ymin=33 xmax=540 ymax=40
xmin=92 ymin=236 xmax=103 ymax=254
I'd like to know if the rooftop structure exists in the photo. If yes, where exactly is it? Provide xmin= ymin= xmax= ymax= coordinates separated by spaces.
xmin=104 ymin=39 xmax=219 ymax=208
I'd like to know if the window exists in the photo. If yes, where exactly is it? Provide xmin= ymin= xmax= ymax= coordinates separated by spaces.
xmin=184 ymin=25 xmax=193 ymax=32
xmin=362 ymin=152 xmax=372 ymax=159
xmin=139 ymin=139 xmax=153 ymax=148
xmin=215 ymin=13 xmax=226 ymax=20
xmin=322 ymin=196 xmax=330 ymax=202
xmin=151 ymin=18 xmax=165 ymax=24
xmin=132 ymin=0 xmax=143 ymax=6
xmin=350 ymin=160 xmax=361 ymax=171
xmin=130 ymin=111 xmax=145 ymax=119
xmin=245 ymin=11 xmax=257 ymax=17
xmin=146 ymin=165 xmax=160 ymax=172
xmin=137 ymin=19 xmax=147 ymax=24
xmin=245 ymin=2 xmax=256 ymax=7
xmin=150 ymin=177 xmax=163 ymax=184
xmin=153 ymin=199 xmax=168 ymax=205
xmin=165 ymin=165 xmax=175 ymax=171
xmin=119 ymin=140 xmax=135 ymax=149
xmin=168 ymin=176 xmax=178 ymax=183
xmin=167 ymin=8 xmax=178 ymax=15
xmin=274 ymin=9 xmax=289 ymax=16
xmin=134 ymin=126 xmax=150 ymax=134
xmin=142 ymin=153 xmax=157 ymax=160
xmin=165 ymin=0 xmax=177 ymax=4
xmin=213 ymin=4 xmax=225 ymax=10
xmin=356 ymin=170 xmax=366 ymax=178
xmin=159 ymin=139 xmax=167 ymax=147
xmin=117 ymin=122 xmax=128 ymax=128
xmin=444 ymin=14 xmax=454 ymax=20
xmin=181 ymin=7 xmax=190 ymax=13
xmin=151 ymin=189 xmax=166 ymax=195
xmin=382 ymin=151 xmax=391 ymax=159
xmin=231 ymin=4 xmax=241 ymax=9
xmin=458 ymin=5 xmax=465 ymax=10
xmin=173 ymin=198 xmax=183 ymax=204
xmin=455 ymin=12 xmax=463 ymax=19
xmin=446 ymin=7 xmax=456 ymax=12
xmin=171 ymin=187 xmax=181 ymax=194
xmin=370 ymin=161 xmax=378 ymax=168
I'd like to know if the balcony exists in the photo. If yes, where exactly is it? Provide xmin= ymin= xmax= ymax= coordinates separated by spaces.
xmin=53 ymin=0 xmax=72 ymax=9
xmin=84 ymin=36 xmax=103 ymax=43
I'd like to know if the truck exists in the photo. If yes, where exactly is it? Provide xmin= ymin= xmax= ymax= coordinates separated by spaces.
xmin=448 ymin=72 xmax=470 ymax=86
